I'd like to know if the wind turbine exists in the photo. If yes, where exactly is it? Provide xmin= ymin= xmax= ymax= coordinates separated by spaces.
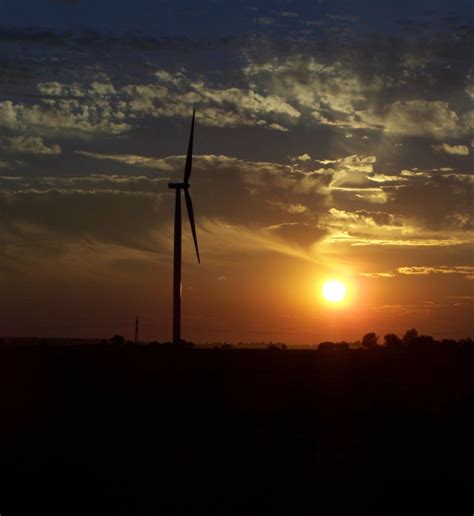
xmin=168 ymin=110 xmax=200 ymax=345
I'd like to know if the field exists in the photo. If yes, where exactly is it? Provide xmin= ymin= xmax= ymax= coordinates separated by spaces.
xmin=0 ymin=344 xmax=473 ymax=515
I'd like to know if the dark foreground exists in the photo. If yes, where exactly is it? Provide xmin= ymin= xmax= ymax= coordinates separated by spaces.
xmin=0 ymin=345 xmax=473 ymax=515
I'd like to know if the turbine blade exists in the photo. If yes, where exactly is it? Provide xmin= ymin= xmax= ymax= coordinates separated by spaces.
xmin=183 ymin=110 xmax=195 ymax=184
xmin=184 ymin=188 xmax=200 ymax=264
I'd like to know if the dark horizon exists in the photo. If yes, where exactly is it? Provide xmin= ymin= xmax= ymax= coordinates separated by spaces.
xmin=1 ymin=328 xmax=472 ymax=348
xmin=1 ymin=331 xmax=473 ymax=515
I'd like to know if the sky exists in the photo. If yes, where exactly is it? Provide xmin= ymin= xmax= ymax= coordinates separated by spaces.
xmin=0 ymin=0 xmax=473 ymax=344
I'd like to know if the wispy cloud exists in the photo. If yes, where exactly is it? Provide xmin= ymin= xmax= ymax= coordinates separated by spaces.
xmin=397 ymin=265 xmax=474 ymax=277
xmin=75 ymin=151 xmax=176 ymax=171
xmin=359 ymin=272 xmax=396 ymax=278
xmin=324 ymin=232 xmax=470 ymax=247
xmin=360 ymin=266 xmax=474 ymax=280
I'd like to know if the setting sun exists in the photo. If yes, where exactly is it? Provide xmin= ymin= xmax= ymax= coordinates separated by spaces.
xmin=322 ymin=280 xmax=347 ymax=303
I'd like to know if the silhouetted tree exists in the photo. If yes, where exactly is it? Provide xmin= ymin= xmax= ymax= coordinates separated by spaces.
xmin=459 ymin=338 xmax=474 ymax=350
xmin=318 ymin=341 xmax=335 ymax=351
xmin=362 ymin=332 xmax=378 ymax=349
xmin=402 ymin=328 xmax=418 ymax=347
xmin=411 ymin=334 xmax=435 ymax=350
xmin=318 ymin=341 xmax=349 ymax=352
xmin=440 ymin=339 xmax=457 ymax=349
xmin=267 ymin=343 xmax=281 ymax=351
xmin=384 ymin=333 xmax=402 ymax=350
xmin=111 ymin=334 xmax=125 ymax=346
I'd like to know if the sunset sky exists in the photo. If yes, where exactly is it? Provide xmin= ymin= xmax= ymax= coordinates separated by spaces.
xmin=0 ymin=0 xmax=473 ymax=344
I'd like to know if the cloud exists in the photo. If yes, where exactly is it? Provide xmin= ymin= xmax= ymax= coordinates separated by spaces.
xmin=319 ymin=207 xmax=413 ymax=249
xmin=121 ymin=76 xmax=301 ymax=130
xmin=190 ymin=82 xmax=300 ymax=119
xmin=2 ymin=29 xmax=471 ymax=143
xmin=323 ymin=232 xmax=470 ymax=247
xmin=328 ymin=155 xmax=377 ymax=185
xmin=29 ymin=70 xmax=303 ymax=135
xmin=387 ymin=171 xmax=474 ymax=230
xmin=316 ymin=154 xmax=392 ymax=204
xmin=75 ymin=151 xmax=175 ymax=171
xmin=0 ymin=188 xmax=166 ymax=252
xmin=37 ymin=80 xmax=116 ymax=99
xmin=4 ymin=142 xmax=471 ymax=273
xmin=200 ymin=219 xmax=318 ymax=263
xmin=77 ymin=150 xmax=333 ymax=199
xmin=0 ymin=78 xmax=126 ymax=138
xmin=37 ymin=82 xmax=86 ymax=97
xmin=359 ymin=272 xmax=396 ymax=278
xmin=0 ymin=174 xmax=170 ymax=194
xmin=73 ymin=150 xmax=473 ymax=247
xmin=268 ymin=201 xmax=307 ymax=214
xmin=0 ymin=99 xmax=130 ymax=136
xmin=432 ymin=143 xmax=469 ymax=155
xmin=7 ymin=136 xmax=61 ymax=155
xmin=462 ymin=109 xmax=474 ymax=131
xmin=0 ymin=151 xmax=333 ymax=261
xmin=319 ymin=165 xmax=474 ymax=248
xmin=358 ymin=100 xmax=463 ymax=138
xmin=293 ymin=153 xmax=311 ymax=162
xmin=256 ymin=17 xmax=274 ymax=25
xmin=0 ymin=184 xmax=324 ymax=270
xmin=397 ymin=266 xmax=474 ymax=277
xmin=327 ymin=208 xmax=402 ymax=227
xmin=367 ymin=174 xmax=408 ymax=184
xmin=266 ymin=222 xmax=328 ymax=247
xmin=466 ymin=73 xmax=474 ymax=99
xmin=243 ymin=56 xmax=387 ymax=130
xmin=241 ymin=32 xmax=474 ymax=138
xmin=360 ymin=266 xmax=474 ymax=280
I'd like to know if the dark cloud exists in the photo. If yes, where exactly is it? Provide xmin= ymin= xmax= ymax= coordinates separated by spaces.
xmin=267 ymin=222 xmax=328 ymax=247
xmin=0 ymin=189 xmax=167 ymax=251
xmin=354 ymin=210 xmax=402 ymax=227
xmin=388 ymin=172 xmax=474 ymax=230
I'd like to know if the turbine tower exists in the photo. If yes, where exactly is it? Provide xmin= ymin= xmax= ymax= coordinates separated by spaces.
xmin=168 ymin=110 xmax=200 ymax=345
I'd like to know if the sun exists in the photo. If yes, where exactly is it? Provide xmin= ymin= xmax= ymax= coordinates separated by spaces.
xmin=322 ymin=280 xmax=347 ymax=303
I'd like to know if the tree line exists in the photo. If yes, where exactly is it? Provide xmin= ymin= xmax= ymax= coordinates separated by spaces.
xmin=318 ymin=328 xmax=473 ymax=352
